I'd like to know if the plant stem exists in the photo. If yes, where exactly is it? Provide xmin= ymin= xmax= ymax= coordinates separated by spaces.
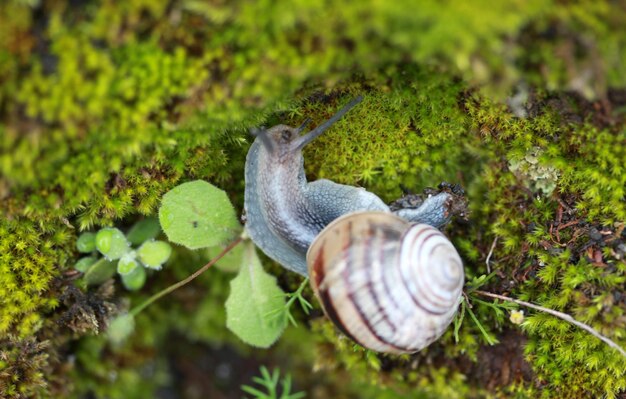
xmin=465 ymin=299 xmax=497 ymax=345
xmin=474 ymin=290 xmax=626 ymax=359
xmin=130 ymin=237 xmax=243 ymax=316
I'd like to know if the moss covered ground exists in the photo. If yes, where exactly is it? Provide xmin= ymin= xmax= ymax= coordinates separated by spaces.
xmin=1 ymin=0 xmax=625 ymax=398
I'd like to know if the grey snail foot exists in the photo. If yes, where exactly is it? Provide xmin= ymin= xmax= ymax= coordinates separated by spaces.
xmin=390 ymin=182 xmax=468 ymax=228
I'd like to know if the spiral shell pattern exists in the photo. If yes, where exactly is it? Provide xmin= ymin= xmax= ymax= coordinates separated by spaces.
xmin=307 ymin=211 xmax=464 ymax=354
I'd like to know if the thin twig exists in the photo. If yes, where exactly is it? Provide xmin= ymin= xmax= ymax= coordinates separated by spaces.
xmin=130 ymin=237 xmax=244 ymax=316
xmin=474 ymin=290 xmax=626 ymax=359
xmin=485 ymin=236 xmax=498 ymax=274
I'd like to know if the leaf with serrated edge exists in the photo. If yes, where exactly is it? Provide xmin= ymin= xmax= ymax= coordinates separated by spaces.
xmin=159 ymin=180 xmax=241 ymax=249
xmin=225 ymin=242 xmax=287 ymax=348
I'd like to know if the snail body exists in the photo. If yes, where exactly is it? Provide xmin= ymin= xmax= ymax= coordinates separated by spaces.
xmin=244 ymin=96 xmax=454 ymax=276
xmin=307 ymin=211 xmax=464 ymax=354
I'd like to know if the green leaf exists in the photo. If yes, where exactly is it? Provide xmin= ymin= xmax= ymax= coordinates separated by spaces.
xmin=76 ymin=232 xmax=96 ymax=253
xmin=465 ymin=272 xmax=497 ymax=292
xmin=83 ymin=258 xmax=117 ymax=286
xmin=242 ymin=366 xmax=305 ymax=399
xmin=466 ymin=303 xmax=499 ymax=345
xmin=225 ymin=242 xmax=287 ymax=348
xmin=453 ymin=298 xmax=466 ymax=343
xmin=126 ymin=218 xmax=161 ymax=245
xmin=159 ymin=180 xmax=241 ymax=249
xmin=117 ymin=253 xmax=139 ymax=275
xmin=75 ymin=256 xmax=98 ymax=272
xmin=137 ymin=240 xmax=172 ymax=269
xmin=121 ymin=266 xmax=147 ymax=291
xmin=95 ymin=227 xmax=130 ymax=260
xmin=266 ymin=278 xmax=312 ymax=328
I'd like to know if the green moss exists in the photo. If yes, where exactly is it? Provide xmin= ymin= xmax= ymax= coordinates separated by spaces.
xmin=296 ymin=69 xmax=472 ymax=200
xmin=0 ymin=219 xmax=70 ymax=337
xmin=459 ymin=93 xmax=626 ymax=396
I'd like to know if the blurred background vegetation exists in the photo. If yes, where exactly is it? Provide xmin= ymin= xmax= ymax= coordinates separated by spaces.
xmin=1 ymin=0 xmax=625 ymax=398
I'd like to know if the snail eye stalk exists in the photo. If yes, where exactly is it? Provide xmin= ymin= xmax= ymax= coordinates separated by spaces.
xmin=290 ymin=96 xmax=363 ymax=152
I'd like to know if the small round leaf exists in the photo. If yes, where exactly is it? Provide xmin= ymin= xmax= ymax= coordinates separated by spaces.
xmin=121 ymin=266 xmax=147 ymax=291
xmin=75 ymin=256 xmax=97 ymax=272
xmin=137 ymin=240 xmax=172 ymax=269
xmin=96 ymin=228 xmax=130 ymax=260
xmin=159 ymin=180 xmax=241 ymax=249
xmin=76 ymin=232 xmax=96 ymax=253
xmin=117 ymin=253 xmax=139 ymax=275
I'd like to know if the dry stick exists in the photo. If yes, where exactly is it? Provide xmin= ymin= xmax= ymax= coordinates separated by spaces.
xmin=130 ymin=236 xmax=244 ymax=316
xmin=474 ymin=290 xmax=626 ymax=359
xmin=485 ymin=236 xmax=498 ymax=274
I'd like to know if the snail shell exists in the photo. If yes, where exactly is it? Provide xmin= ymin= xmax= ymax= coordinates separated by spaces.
xmin=307 ymin=211 xmax=464 ymax=354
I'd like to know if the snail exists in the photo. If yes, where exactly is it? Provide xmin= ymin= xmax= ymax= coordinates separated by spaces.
xmin=243 ymin=96 xmax=464 ymax=353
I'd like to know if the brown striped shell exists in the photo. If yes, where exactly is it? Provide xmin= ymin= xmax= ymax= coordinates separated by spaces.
xmin=307 ymin=211 xmax=464 ymax=354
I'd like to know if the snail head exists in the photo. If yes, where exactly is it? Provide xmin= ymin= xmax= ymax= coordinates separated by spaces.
xmin=251 ymin=96 xmax=363 ymax=160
